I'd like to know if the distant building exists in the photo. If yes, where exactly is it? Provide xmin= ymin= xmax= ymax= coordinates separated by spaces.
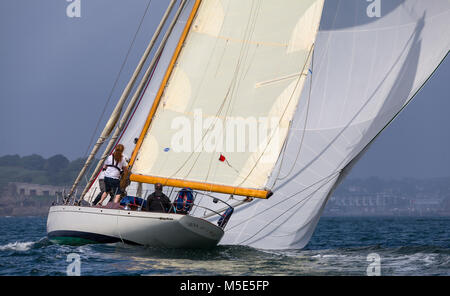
xmin=5 ymin=182 xmax=65 ymax=197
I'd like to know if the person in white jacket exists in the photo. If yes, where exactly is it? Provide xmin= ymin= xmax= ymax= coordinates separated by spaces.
xmin=97 ymin=144 xmax=128 ymax=205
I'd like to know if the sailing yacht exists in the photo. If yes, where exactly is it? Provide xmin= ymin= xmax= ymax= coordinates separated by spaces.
xmin=47 ymin=0 xmax=450 ymax=249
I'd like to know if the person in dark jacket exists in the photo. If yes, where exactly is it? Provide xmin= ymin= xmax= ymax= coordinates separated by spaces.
xmin=145 ymin=183 xmax=172 ymax=213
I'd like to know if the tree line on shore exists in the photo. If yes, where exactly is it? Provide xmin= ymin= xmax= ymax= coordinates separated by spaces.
xmin=0 ymin=154 xmax=89 ymax=190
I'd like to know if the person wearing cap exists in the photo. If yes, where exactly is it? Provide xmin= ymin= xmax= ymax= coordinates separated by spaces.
xmin=145 ymin=183 xmax=172 ymax=213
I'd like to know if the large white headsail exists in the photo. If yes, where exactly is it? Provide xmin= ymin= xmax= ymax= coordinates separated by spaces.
xmin=213 ymin=0 xmax=450 ymax=249
xmin=130 ymin=0 xmax=325 ymax=197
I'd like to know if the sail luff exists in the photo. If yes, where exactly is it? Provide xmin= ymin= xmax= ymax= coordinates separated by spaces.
xmin=128 ymin=0 xmax=202 ymax=169
xmin=79 ymin=0 xmax=181 ymax=200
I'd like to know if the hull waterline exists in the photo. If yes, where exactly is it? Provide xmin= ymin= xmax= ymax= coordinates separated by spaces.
xmin=47 ymin=205 xmax=224 ymax=249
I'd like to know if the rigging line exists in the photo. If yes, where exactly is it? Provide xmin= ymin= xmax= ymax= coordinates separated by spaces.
xmin=336 ymin=1 xmax=359 ymax=128
xmin=166 ymin=44 xmax=245 ymax=181
xmin=236 ymin=44 xmax=316 ymax=189
xmin=312 ymin=0 xmax=341 ymax=78
xmin=169 ymin=74 xmax=232 ymax=179
xmin=235 ymin=29 xmax=450 ymax=241
xmin=83 ymin=0 xmax=185 ymax=199
xmin=168 ymin=84 xmax=232 ymax=179
xmin=258 ymin=41 xmax=436 ymax=206
xmin=239 ymin=1 xmax=262 ymax=84
xmin=208 ymin=0 xmax=260 ymax=130
xmin=225 ymin=169 xmax=341 ymax=232
xmin=266 ymin=119 xmax=292 ymax=188
xmin=191 ymin=191 xmax=235 ymax=208
xmin=223 ymin=0 xmax=261 ymax=117
xmin=235 ymin=170 xmax=339 ymax=245
xmin=81 ymin=0 xmax=153 ymax=160
xmin=178 ymin=82 xmax=237 ymax=180
xmin=169 ymin=1 xmax=261 ymax=182
xmin=197 ymin=57 xmax=250 ymax=184
xmin=271 ymin=22 xmax=429 ymax=194
xmin=159 ymin=12 xmax=226 ymax=180
xmin=347 ymin=49 xmax=450 ymax=176
xmin=233 ymin=0 xmax=261 ymax=101
xmin=210 ymin=1 xmax=261 ymax=185
xmin=154 ymin=5 xmax=233 ymax=181
xmin=273 ymin=48 xmax=316 ymax=184
xmin=204 ymin=150 xmax=217 ymax=186
xmin=240 ymin=48 xmax=314 ymax=188
xmin=84 ymin=47 xmax=159 ymax=194
xmin=211 ymin=0 xmax=260 ymax=130
xmin=202 ymin=0 xmax=262 ymax=184
xmin=189 ymin=1 xmax=230 ymax=110
xmin=125 ymin=0 xmax=191 ymax=168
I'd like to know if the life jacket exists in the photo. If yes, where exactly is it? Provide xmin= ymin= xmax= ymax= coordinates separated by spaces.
xmin=174 ymin=188 xmax=194 ymax=214
xmin=120 ymin=196 xmax=146 ymax=208
xmin=105 ymin=156 xmax=123 ymax=174
xmin=218 ymin=207 xmax=234 ymax=228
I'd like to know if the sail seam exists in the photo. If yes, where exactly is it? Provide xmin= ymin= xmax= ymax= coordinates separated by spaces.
xmin=273 ymin=47 xmax=316 ymax=183
xmin=236 ymin=43 xmax=317 ymax=189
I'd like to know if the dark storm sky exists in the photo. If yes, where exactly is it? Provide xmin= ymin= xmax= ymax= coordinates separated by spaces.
xmin=0 ymin=0 xmax=449 ymax=179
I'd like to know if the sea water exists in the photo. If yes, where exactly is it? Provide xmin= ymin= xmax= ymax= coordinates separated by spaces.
xmin=0 ymin=216 xmax=448 ymax=276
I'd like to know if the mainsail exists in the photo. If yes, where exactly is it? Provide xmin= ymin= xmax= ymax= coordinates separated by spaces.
xmin=129 ymin=0 xmax=325 ymax=199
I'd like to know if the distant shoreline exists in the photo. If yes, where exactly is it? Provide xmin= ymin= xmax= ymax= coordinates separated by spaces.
xmin=1 ymin=212 xmax=449 ymax=218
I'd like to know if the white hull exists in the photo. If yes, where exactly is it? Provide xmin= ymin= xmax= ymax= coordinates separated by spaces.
xmin=47 ymin=206 xmax=224 ymax=248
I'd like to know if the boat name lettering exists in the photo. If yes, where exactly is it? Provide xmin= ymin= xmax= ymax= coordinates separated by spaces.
xmin=159 ymin=217 xmax=174 ymax=221
xmin=187 ymin=222 xmax=200 ymax=229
